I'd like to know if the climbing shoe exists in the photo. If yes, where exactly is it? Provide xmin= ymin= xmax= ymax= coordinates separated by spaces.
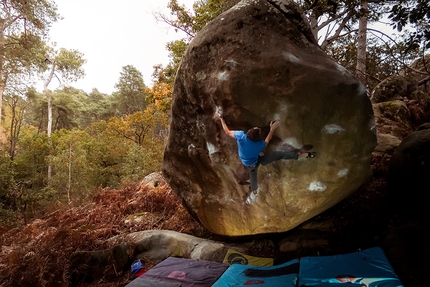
xmin=307 ymin=152 xmax=317 ymax=158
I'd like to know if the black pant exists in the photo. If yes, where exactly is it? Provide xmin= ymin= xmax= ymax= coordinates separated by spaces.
xmin=249 ymin=151 xmax=299 ymax=192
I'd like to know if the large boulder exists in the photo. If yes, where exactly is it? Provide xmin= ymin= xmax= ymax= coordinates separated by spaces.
xmin=387 ymin=126 xmax=430 ymax=209
xmin=163 ymin=0 xmax=376 ymax=236
xmin=372 ymin=100 xmax=414 ymax=140
xmin=370 ymin=75 xmax=416 ymax=104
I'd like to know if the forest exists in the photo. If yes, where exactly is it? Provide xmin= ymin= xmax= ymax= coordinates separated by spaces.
xmin=0 ymin=0 xmax=429 ymax=235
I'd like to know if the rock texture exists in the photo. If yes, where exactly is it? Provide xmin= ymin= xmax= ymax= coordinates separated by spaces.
xmin=163 ymin=0 xmax=376 ymax=236
xmin=371 ymin=73 xmax=430 ymax=146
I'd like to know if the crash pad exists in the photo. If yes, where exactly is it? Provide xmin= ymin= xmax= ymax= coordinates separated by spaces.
xmin=223 ymin=249 xmax=274 ymax=266
xmin=298 ymin=247 xmax=404 ymax=286
xmin=128 ymin=257 xmax=228 ymax=287
xmin=126 ymin=278 xmax=180 ymax=287
xmin=212 ymin=258 xmax=299 ymax=287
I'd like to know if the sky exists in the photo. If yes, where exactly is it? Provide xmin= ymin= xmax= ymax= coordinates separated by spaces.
xmin=47 ymin=0 xmax=196 ymax=95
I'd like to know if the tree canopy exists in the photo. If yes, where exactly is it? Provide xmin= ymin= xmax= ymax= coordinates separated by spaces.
xmin=0 ymin=0 xmax=60 ymax=134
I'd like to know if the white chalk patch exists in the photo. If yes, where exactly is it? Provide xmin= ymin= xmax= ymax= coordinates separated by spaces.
xmin=218 ymin=71 xmax=229 ymax=81
xmin=196 ymin=71 xmax=206 ymax=81
xmin=324 ymin=124 xmax=345 ymax=134
xmin=369 ymin=118 xmax=376 ymax=132
xmin=225 ymin=59 xmax=238 ymax=68
xmin=187 ymin=144 xmax=195 ymax=154
xmin=337 ymin=169 xmax=349 ymax=177
xmin=282 ymin=51 xmax=300 ymax=63
xmin=207 ymin=142 xmax=216 ymax=155
xmin=309 ymin=181 xmax=327 ymax=192
xmin=215 ymin=106 xmax=224 ymax=119
xmin=245 ymin=191 xmax=257 ymax=204
xmin=273 ymin=113 xmax=281 ymax=121
xmin=279 ymin=103 xmax=288 ymax=112
xmin=282 ymin=137 xmax=301 ymax=149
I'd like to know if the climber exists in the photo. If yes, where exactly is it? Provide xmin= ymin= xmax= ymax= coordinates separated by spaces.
xmin=217 ymin=112 xmax=317 ymax=196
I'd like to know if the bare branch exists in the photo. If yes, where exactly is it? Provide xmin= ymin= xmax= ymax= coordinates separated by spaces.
xmin=153 ymin=11 xmax=195 ymax=38
xmin=320 ymin=9 xmax=356 ymax=50
xmin=367 ymin=28 xmax=429 ymax=76
xmin=317 ymin=8 xmax=350 ymax=33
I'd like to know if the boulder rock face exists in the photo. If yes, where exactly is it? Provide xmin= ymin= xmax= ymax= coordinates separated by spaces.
xmin=162 ymin=0 xmax=376 ymax=236
xmin=387 ymin=127 xmax=430 ymax=208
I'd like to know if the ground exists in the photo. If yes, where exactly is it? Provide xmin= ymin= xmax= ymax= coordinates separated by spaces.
xmin=0 ymin=167 xmax=428 ymax=286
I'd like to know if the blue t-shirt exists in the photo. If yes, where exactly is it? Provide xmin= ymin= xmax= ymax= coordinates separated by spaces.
xmin=234 ymin=130 xmax=266 ymax=166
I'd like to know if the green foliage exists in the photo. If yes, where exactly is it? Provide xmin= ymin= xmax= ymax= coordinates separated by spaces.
xmin=3 ymin=33 xmax=50 ymax=94
xmin=192 ymin=0 xmax=225 ymax=32
xmin=120 ymin=141 xmax=164 ymax=182
xmin=110 ymin=65 xmax=147 ymax=116
xmin=0 ymin=100 xmax=170 ymax=220
xmin=0 ymin=0 xmax=60 ymax=124
xmin=153 ymin=40 xmax=188 ymax=84
xmin=0 ymin=150 xmax=15 ymax=203
xmin=153 ymin=0 xmax=232 ymax=85
xmin=85 ymin=110 xmax=167 ymax=187
xmin=49 ymin=129 xmax=98 ymax=203
xmin=53 ymin=48 xmax=86 ymax=83
xmin=2 ymin=0 xmax=60 ymax=32
xmin=8 ymin=127 xmax=51 ymax=220
xmin=389 ymin=0 xmax=430 ymax=49
xmin=163 ymin=0 xmax=235 ymax=38
xmin=84 ymin=88 xmax=113 ymax=123
xmin=2 ymin=93 xmax=28 ymax=160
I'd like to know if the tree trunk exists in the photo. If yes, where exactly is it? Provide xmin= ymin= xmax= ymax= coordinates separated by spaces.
xmin=356 ymin=0 xmax=368 ymax=86
xmin=0 ymin=18 xmax=5 ymax=142
xmin=67 ymin=142 xmax=72 ymax=203
xmin=44 ymin=63 xmax=56 ymax=182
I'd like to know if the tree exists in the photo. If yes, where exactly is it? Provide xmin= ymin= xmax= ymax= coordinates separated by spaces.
xmin=42 ymin=47 xmax=85 ymax=182
xmin=50 ymin=128 xmax=96 ymax=203
xmin=11 ymin=126 xmax=51 ymax=223
xmin=389 ymin=0 xmax=430 ymax=50
xmin=152 ymin=40 xmax=188 ymax=85
xmin=43 ymin=47 xmax=85 ymax=137
xmin=0 ymin=0 xmax=60 ymax=139
xmin=111 ymin=65 xmax=147 ymax=116
xmin=3 ymin=93 xmax=27 ymax=160
xmin=356 ymin=0 xmax=369 ymax=85
xmin=84 ymin=88 xmax=112 ymax=124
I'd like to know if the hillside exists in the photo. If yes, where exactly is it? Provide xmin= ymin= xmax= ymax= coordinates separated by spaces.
xmin=0 ymin=180 xmax=208 ymax=286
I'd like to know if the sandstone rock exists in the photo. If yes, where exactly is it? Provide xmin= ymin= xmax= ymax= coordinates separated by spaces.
xmin=163 ymin=0 xmax=376 ymax=236
xmin=372 ymin=100 xmax=413 ymax=139
xmin=138 ymin=172 xmax=166 ymax=193
xmin=417 ymin=122 xmax=430 ymax=131
xmin=374 ymin=133 xmax=401 ymax=154
xmin=387 ymin=128 xmax=430 ymax=208
xmin=124 ymin=230 xmax=232 ymax=262
xmin=70 ymin=230 xmax=235 ymax=284
xmin=370 ymin=75 xmax=416 ymax=104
